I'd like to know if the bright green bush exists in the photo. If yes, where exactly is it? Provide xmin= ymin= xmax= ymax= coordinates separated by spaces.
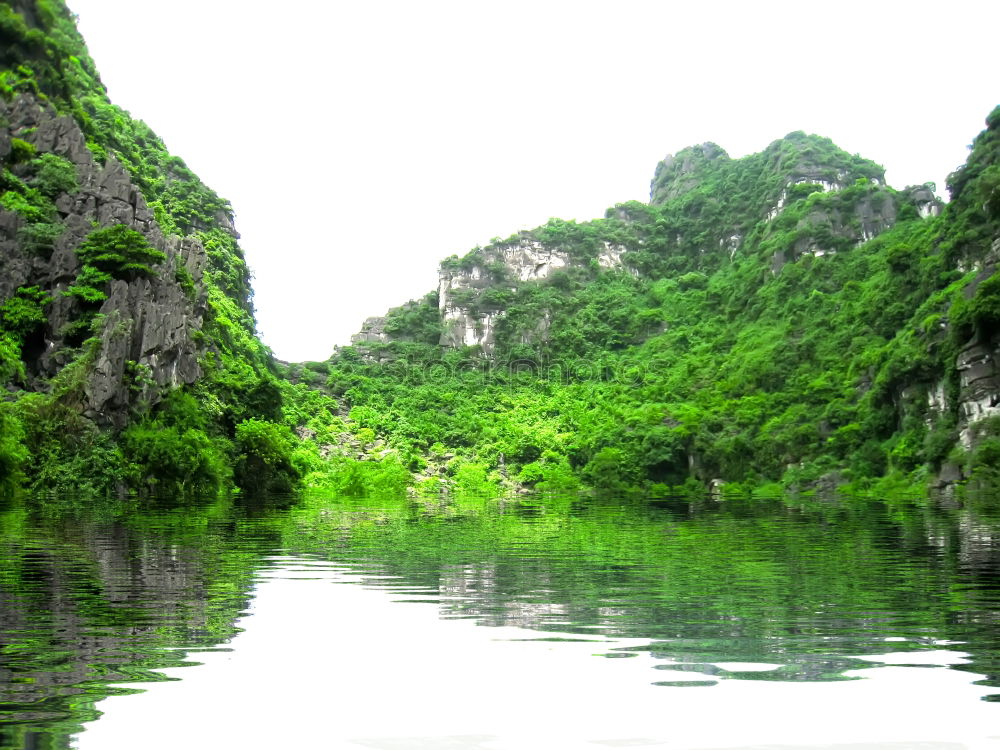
xmin=0 ymin=401 xmax=27 ymax=495
xmin=0 ymin=286 xmax=49 ymax=337
xmin=233 ymin=418 xmax=302 ymax=495
xmin=8 ymin=137 xmax=36 ymax=162
xmin=0 ymin=188 xmax=50 ymax=221
xmin=13 ymin=393 xmax=127 ymax=500
xmin=74 ymin=224 xmax=164 ymax=280
xmin=123 ymin=424 xmax=229 ymax=497
xmin=65 ymin=225 xmax=166 ymax=307
xmin=321 ymin=457 xmax=410 ymax=498
xmin=121 ymin=391 xmax=231 ymax=497
xmin=452 ymin=461 xmax=499 ymax=497
xmin=30 ymin=152 xmax=78 ymax=197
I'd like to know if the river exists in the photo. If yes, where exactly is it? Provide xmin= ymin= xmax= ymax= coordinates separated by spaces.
xmin=1 ymin=493 xmax=998 ymax=749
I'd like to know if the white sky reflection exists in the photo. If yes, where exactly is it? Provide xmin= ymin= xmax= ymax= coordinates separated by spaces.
xmin=73 ymin=559 xmax=1000 ymax=750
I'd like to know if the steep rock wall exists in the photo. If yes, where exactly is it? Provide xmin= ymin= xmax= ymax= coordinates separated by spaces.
xmin=437 ymin=238 xmax=627 ymax=351
xmin=957 ymin=333 xmax=1000 ymax=447
xmin=956 ymin=238 xmax=1000 ymax=448
xmin=0 ymin=94 xmax=208 ymax=428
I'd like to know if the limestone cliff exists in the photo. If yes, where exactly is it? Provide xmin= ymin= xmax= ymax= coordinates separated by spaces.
xmin=352 ymin=132 xmax=937 ymax=356
xmin=437 ymin=236 xmax=629 ymax=351
xmin=953 ymin=239 xmax=1000 ymax=450
xmin=1 ymin=94 xmax=209 ymax=428
xmin=0 ymin=0 xmax=287 ymax=498
xmin=649 ymin=142 xmax=729 ymax=205
xmin=334 ymin=115 xmax=1000 ymax=495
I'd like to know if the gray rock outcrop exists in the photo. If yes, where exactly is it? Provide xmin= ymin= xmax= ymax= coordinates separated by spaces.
xmin=349 ymin=234 xmax=630 ymax=353
xmin=955 ymin=238 xmax=1000 ymax=449
xmin=957 ymin=333 xmax=1000 ymax=448
xmin=649 ymin=142 xmax=729 ymax=206
xmin=437 ymin=237 xmax=627 ymax=351
xmin=0 ymin=94 xmax=208 ymax=428
xmin=901 ymin=184 xmax=944 ymax=219
xmin=351 ymin=317 xmax=389 ymax=345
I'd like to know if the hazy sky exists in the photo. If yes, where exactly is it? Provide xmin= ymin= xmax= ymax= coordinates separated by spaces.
xmin=68 ymin=0 xmax=999 ymax=362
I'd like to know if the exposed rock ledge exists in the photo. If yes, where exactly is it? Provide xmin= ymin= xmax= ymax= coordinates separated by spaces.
xmin=0 ymin=94 xmax=210 ymax=429
xmin=437 ymin=237 xmax=628 ymax=351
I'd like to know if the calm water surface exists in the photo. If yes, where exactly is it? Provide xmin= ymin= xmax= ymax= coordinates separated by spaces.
xmin=1 ymin=493 xmax=999 ymax=749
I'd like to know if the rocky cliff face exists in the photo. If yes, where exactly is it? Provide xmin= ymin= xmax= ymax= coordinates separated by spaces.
xmin=957 ymin=331 xmax=1000 ymax=447
xmin=350 ymin=316 xmax=389 ymax=345
xmin=653 ymin=134 xmax=926 ymax=277
xmin=956 ymin=238 xmax=1000 ymax=448
xmin=767 ymin=187 xmax=901 ymax=273
xmin=0 ymin=94 xmax=209 ymax=428
xmin=649 ymin=142 xmax=729 ymax=205
xmin=353 ymin=132 xmax=945 ymax=356
xmin=437 ymin=237 xmax=628 ymax=351
xmin=350 ymin=233 xmax=631 ymax=354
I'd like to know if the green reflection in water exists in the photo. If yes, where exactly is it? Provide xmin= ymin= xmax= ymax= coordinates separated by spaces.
xmin=0 ymin=493 xmax=998 ymax=748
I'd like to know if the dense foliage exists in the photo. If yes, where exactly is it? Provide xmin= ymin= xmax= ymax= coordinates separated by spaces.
xmin=313 ymin=111 xmax=1000 ymax=499
xmin=0 ymin=0 xmax=997 ymax=502
xmin=0 ymin=0 xmax=295 ymax=500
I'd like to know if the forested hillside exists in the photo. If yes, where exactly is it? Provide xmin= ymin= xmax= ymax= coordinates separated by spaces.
xmin=1 ymin=0 xmax=997 ymax=502
xmin=307 ymin=113 xmax=1000 ymax=498
xmin=0 ymin=0 xmax=299 ymax=499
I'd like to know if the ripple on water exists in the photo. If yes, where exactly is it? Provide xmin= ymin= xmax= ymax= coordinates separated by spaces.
xmin=0 ymin=494 xmax=997 ymax=748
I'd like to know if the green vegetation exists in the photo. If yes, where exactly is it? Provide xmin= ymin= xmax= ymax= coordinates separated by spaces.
xmin=31 ymin=151 xmax=77 ymax=195
xmin=1 ymin=1 xmax=998 ymax=503
xmin=314 ymin=109 xmax=1000 ymax=499
xmin=66 ymin=224 xmax=166 ymax=305
xmin=121 ymin=390 xmax=231 ymax=496
xmin=232 ymin=418 xmax=301 ymax=495
xmin=0 ymin=1 xmax=293 ymax=501
xmin=5 ymin=492 xmax=999 ymax=743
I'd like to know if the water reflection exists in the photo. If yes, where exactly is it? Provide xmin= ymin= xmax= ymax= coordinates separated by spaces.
xmin=0 ymin=494 xmax=997 ymax=748
xmin=74 ymin=559 xmax=1000 ymax=750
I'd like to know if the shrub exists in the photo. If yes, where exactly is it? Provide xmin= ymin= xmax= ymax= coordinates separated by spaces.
xmin=8 ymin=137 xmax=36 ymax=163
xmin=233 ymin=418 xmax=302 ymax=495
xmin=0 ymin=189 xmax=50 ymax=221
xmin=75 ymin=224 xmax=165 ymax=280
xmin=969 ymin=273 xmax=1000 ymax=336
xmin=583 ymin=447 xmax=641 ymax=491
xmin=0 ymin=286 xmax=50 ymax=337
xmin=452 ymin=461 xmax=499 ymax=497
xmin=16 ymin=221 xmax=62 ymax=255
xmin=0 ymin=333 xmax=23 ymax=382
xmin=14 ymin=393 xmax=127 ymax=500
xmin=518 ymin=452 xmax=580 ymax=492
xmin=66 ymin=224 xmax=166 ymax=305
xmin=30 ymin=153 xmax=78 ymax=197
xmin=322 ymin=457 xmax=410 ymax=498
xmin=0 ymin=402 xmax=27 ymax=495
xmin=120 ymin=390 xmax=231 ymax=497
xmin=123 ymin=423 xmax=229 ymax=497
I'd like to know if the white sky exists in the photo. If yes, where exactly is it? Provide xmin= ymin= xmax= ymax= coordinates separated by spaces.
xmin=67 ymin=0 xmax=999 ymax=362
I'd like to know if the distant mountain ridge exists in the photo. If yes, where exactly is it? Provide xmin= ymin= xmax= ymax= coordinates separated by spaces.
xmin=331 ymin=116 xmax=999 ymax=497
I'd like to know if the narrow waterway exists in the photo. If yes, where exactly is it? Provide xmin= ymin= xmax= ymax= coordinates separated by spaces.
xmin=1 ymin=494 xmax=999 ymax=749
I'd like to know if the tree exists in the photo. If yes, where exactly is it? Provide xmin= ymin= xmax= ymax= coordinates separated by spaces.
xmin=75 ymin=224 xmax=165 ymax=281
xmin=66 ymin=224 xmax=167 ymax=305
xmin=234 ymin=418 xmax=302 ymax=495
